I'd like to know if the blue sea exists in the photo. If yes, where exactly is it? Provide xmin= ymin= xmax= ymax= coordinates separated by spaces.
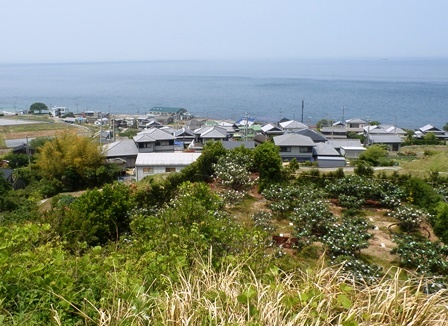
xmin=0 ymin=58 xmax=447 ymax=129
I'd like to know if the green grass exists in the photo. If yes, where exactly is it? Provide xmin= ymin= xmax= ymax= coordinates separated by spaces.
xmin=0 ymin=123 xmax=70 ymax=134
xmin=400 ymin=151 xmax=448 ymax=174
xmin=0 ymin=133 xmax=6 ymax=148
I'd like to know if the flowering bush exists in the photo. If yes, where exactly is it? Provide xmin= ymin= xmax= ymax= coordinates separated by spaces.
xmin=389 ymin=205 xmax=428 ymax=232
xmin=333 ymin=256 xmax=383 ymax=284
xmin=392 ymin=235 xmax=448 ymax=276
xmin=252 ymin=211 xmax=277 ymax=234
xmin=214 ymin=152 xmax=255 ymax=191
xmin=338 ymin=194 xmax=364 ymax=209
xmin=322 ymin=217 xmax=372 ymax=257
xmin=290 ymin=199 xmax=336 ymax=248
xmin=217 ymin=189 xmax=246 ymax=207
xmin=262 ymin=184 xmax=325 ymax=218
xmin=325 ymin=175 xmax=405 ymax=208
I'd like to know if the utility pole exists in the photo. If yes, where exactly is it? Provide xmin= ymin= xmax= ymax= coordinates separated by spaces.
xmin=301 ymin=100 xmax=304 ymax=123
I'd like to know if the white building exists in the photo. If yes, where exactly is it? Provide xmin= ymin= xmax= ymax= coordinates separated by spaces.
xmin=135 ymin=152 xmax=201 ymax=181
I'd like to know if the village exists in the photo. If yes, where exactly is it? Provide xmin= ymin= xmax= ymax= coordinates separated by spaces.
xmin=1 ymin=105 xmax=448 ymax=184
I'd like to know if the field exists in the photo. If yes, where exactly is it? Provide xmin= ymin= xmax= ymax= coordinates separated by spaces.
xmin=0 ymin=116 xmax=94 ymax=150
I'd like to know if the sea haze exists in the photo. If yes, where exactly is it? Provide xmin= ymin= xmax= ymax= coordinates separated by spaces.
xmin=0 ymin=58 xmax=447 ymax=129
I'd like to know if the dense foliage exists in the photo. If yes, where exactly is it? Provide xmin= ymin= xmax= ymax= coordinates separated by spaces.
xmin=1 ymin=136 xmax=448 ymax=324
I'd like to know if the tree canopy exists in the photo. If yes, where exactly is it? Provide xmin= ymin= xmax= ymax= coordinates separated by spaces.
xmin=35 ymin=131 xmax=105 ymax=190
xmin=29 ymin=102 xmax=48 ymax=114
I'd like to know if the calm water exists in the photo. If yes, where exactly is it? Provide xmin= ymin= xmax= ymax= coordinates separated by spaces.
xmin=0 ymin=58 xmax=447 ymax=129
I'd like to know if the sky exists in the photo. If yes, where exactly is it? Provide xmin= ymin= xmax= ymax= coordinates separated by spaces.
xmin=1 ymin=0 xmax=447 ymax=64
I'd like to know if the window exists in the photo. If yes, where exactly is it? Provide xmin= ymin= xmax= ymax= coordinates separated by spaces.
xmin=299 ymin=147 xmax=312 ymax=153
xmin=139 ymin=142 xmax=153 ymax=148
xmin=156 ymin=140 xmax=173 ymax=146
xmin=165 ymin=167 xmax=176 ymax=173
xmin=143 ymin=167 xmax=154 ymax=174
xmin=280 ymin=146 xmax=291 ymax=152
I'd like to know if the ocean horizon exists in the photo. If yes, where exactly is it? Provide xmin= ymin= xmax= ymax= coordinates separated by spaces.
xmin=0 ymin=58 xmax=447 ymax=129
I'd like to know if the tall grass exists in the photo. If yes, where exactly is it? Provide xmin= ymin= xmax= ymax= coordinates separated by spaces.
xmin=51 ymin=254 xmax=448 ymax=325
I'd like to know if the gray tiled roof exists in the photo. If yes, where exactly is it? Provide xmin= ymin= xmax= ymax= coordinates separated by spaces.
xmin=134 ymin=128 xmax=175 ymax=142
xmin=104 ymin=139 xmax=138 ymax=157
xmin=274 ymin=134 xmax=315 ymax=146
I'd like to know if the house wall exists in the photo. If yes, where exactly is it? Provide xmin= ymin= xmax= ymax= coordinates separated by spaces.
xmin=154 ymin=144 xmax=175 ymax=152
xmin=279 ymin=146 xmax=314 ymax=161
xmin=137 ymin=143 xmax=155 ymax=153
xmin=135 ymin=165 xmax=187 ymax=181
xmin=317 ymin=157 xmax=346 ymax=168
xmin=108 ymin=156 xmax=136 ymax=168
xmin=341 ymin=148 xmax=365 ymax=159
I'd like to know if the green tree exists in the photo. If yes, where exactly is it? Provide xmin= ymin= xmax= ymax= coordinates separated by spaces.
xmin=2 ymin=153 xmax=30 ymax=168
xmin=443 ymin=122 xmax=448 ymax=132
xmin=405 ymin=177 xmax=442 ymax=213
xmin=433 ymin=202 xmax=448 ymax=243
xmin=253 ymin=141 xmax=283 ymax=190
xmin=29 ymin=102 xmax=48 ymax=114
xmin=35 ymin=131 xmax=105 ymax=190
xmin=423 ymin=132 xmax=441 ymax=145
xmin=193 ymin=141 xmax=227 ymax=180
xmin=29 ymin=136 xmax=53 ymax=151
xmin=358 ymin=144 xmax=388 ymax=166
xmin=316 ymin=119 xmax=334 ymax=129
xmin=0 ymin=176 xmax=16 ymax=211
xmin=50 ymin=182 xmax=133 ymax=249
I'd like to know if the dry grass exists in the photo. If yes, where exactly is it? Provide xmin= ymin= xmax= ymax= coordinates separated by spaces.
xmin=53 ymin=253 xmax=448 ymax=325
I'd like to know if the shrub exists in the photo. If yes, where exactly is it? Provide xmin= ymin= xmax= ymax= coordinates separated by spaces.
xmin=354 ymin=163 xmax=374 ymax=177
xmin=389 ymin=205 xmax=428 ymax=232
xmin=48 ymin=182 xmax=134 ymax=250
xmin=322 ymin=217 xmax=372 ymax=257
xmin=214 ymin=151 xmax=255 ymax=191
xmin=433 ymin=202 xmax=448 ymax=243
xmin=405 ymin=178 xmax=442 ymax=213
xmin=332 ymin=256 xmax=383 ymax=284
xmin=290 ymin=199 xmax=336 ymax=247
xmin=392 ymin=235 xmax=448 ymax=276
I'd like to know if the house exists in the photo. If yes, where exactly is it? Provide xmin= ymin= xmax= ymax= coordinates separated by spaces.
xmin=174 ymin=127 xmax=196 ymax=147
xmin=222 ymin=140 xmax=256 ymax=150
xmin=185 ymin=119 xmax=206 ymax=130
xmin=279 ymin=120 xmax=308 ymax=133
xmin=295 ymin=128 xmax=328 ymax=143
xmin=345 ymin=118 xmax=367 ymax=133
xmin=367 ymin=134 xmax=403 ymax=151
xmin=216 ymin=121 xmax=237 ymax=138
xmin=313 ymin=143 xmax=346 ymax=168
xmin=137 ymin=117 xmax=164 ymax=129
xmin=103 ymin=139 xmax=139 ymax=168
xmin=261 ymin=123 xmax=284 ymax=137
xmin=194 ymin=126 xmax=228 ymax=143
xmin=363 ymin=124 xmax=407 ymax=139
xmin=415 ymin=124 xmax=448 ymax=140
xmin=135 ymin=152 xmax=201 ymax=181
xmin=49 ymin=106 xmax=70 ymax=117
xmin=320 ymin=126 xmax=348 ymax=139
xmin=328 ymin=139 xmax=366 ymax=159
xmin=133 ymin=128 xmax=176 ymax=153
xmin=273 ymin=134 xmax=316 ymax=162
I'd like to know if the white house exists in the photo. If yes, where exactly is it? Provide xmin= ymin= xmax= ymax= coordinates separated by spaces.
xmin=49 ymin=106 xmax=70 ymax=117
xmin=135 ymin=152 xmax=201 ymax=181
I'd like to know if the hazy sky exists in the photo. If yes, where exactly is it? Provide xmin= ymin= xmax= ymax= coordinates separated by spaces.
xmin=1 ymin=0 xmax=447 ymax=63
